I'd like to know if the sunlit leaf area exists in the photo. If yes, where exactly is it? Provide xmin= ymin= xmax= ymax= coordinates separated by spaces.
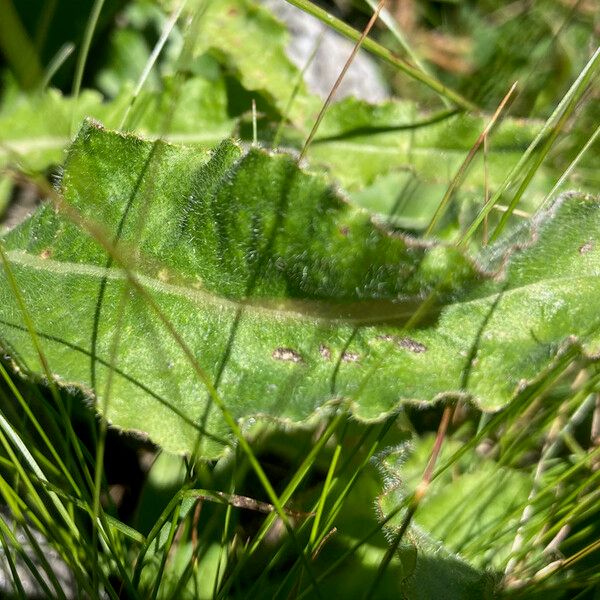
xmin=0 ymin=1 xmax=598 ymax=598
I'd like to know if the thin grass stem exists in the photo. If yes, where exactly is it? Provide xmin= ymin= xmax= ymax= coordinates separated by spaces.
xmin=299 ymin=0 xmax=386 ymax=162
xmin=283 ymin=0 xmax=477 ymax=111
xmin=71 ymin=0 xmax=107 ymax=135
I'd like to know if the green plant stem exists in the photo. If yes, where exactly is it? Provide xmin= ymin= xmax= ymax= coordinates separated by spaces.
xmin=216 ymin=412 xmax=345 ymax=599
xmin=300 ymin=0 xmax=385 ymax=161
xmin=425 ymin=81 xmax=517 ymax=236
xmin=364 ymin=0 xmax=439 ymax=96
xmin=119 ymin=0 xmax=187 ymax=130
xmin=71 ymin=0 xmax=106 ymax=135
xmin=459 ymin=46 xmax=600 ymax=246
xmin=364 ymin=404 xmax=454 ymax=599
xmin=537 ymin=122 xmax=600 ymax=212
xmin=283 ymin=0 xmax=477 ymax=112
xmin=0 ymin=362 xmax=79 ymax=494
xmin=40 ymin=42 xmax=75 ymax=91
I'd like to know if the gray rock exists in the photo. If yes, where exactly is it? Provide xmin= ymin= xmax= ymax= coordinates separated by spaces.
xmin=262 ymin=0 xmax=389 ymax=102
xmin=0 ymin=509 xmax=77 ymax=599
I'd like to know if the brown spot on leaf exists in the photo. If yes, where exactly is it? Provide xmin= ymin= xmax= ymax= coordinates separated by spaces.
xmin=272 ymin=348 xmax=303 ymax=363
xmin=579 ymin=241 xmax=593 ymax=254
xmin=319 ymin=344 xmax=331 ymax=360
xmin=341 ymin=351 xmax=360 ymax=363
xmin=398 ymin=337 xmax=427 ymax=353
xmin=377 ymin=334 xmax=394 ymax=342
xmin=377 ymin=334 xmax=427 ymax=353
xmin=338 ymin=226 xmax=349 ymax=237
xmin=40 ymin=249 xmax=51 ymax=259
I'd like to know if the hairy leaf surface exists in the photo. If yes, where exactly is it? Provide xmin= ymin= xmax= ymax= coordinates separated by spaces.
xmin=374 ymin=436 xmax=554 ymax=595
xmin=0 ymin=123 xmax=598 ymax=456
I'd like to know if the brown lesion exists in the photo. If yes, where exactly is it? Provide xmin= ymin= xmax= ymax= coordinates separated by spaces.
xmin=377 ymin=334 xmax=427 ymax=353
xmin=341 ymin=351 xmax=360 ymax=363
xmin=398 ymin=337 xmax=428 ymax=353
xmin=579 ymin=241 xmax=593 ymax=255
xmin=319 ymin=344 xmax=331 ymax=360
xmin=272 ymin=347 xmax=303 ymax=363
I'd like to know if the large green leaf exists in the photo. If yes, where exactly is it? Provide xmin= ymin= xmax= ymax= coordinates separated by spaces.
xmin=0 ymin=123 xmax=598 ymax=456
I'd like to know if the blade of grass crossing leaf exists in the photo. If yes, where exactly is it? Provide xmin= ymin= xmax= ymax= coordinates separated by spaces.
xmin=283 ymin=0 xmax=477 ymax=111
xmin=459 ymin=46 xmax=600 ymax=246
xmin=92 ymin=288 xmax=131 ymax=594
xmin=425 ymin=81 xmax=517 ymax=236
xmin=364 ymin=404 xmax=455 ymax=600
xmin=1 ymin=243 xmax=131 ymax=596
xmin=0 ymin=243 xmax=94 ymax=493
xmin=93 ymin=11 xmax=221 ymax=586
xmin=432 ymin=346 xmax=581 ymax=485
xmin=299 ymin=0 xmax=386 ymax=161
xmin=490 ymin=83 xmax=599 ymax=241
xmin=91 ymin=197 xmax=323 ymax=596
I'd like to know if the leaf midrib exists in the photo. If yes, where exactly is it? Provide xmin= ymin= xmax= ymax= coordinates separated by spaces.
xmin=7 ymin=250 xmax=599 ymax=331
xmin=5 ymin=250 xmax=418 ymax=325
